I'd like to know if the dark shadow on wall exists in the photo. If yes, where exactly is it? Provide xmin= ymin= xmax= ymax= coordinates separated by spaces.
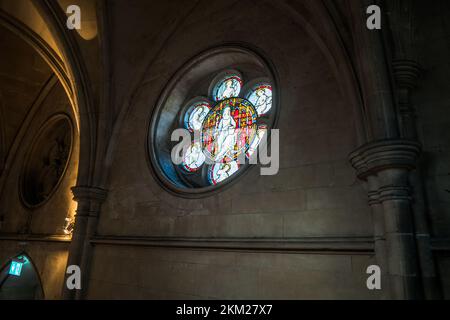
xmin=0 ymin=252 xmax=44 ymax=300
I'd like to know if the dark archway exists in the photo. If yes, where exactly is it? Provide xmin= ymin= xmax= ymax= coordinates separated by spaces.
xmin=0 ymin=253 xmax=44 ymax=300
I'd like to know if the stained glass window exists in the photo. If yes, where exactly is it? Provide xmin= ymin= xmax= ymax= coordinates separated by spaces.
xmin=246 ymin=84 xmax=273 ymax=115
xmin=174 ymin=70 xmax=274 ymax=186
xmin=202 ymin=98 xmax=257 ymax=163
xmin=183 ymin=142 xmax=206 ymax=172
xmin=212 ymin=74 xmax=243 ymax=102
xmin=208 ymin=161 xmax=240 ymax=185
xmin=246 ymin=125 xmax=268 ymax=159
xmin=184 ymin=101 xmax=211 ymax=132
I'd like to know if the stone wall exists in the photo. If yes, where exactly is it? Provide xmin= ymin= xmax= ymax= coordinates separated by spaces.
xmin=87 ymin=245 xmax=377 ymax=299
xmin=88 ymin=0 xmax=378 ymax=299
xmin=1 ymin=0 xmax=449 ymax=300
xmin=414 ymin=0 xmax=450 ymax=298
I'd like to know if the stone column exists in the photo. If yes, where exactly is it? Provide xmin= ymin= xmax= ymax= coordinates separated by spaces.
xmin=393 ymin=60 xmax=420 ymax=140
xmin=350 ymin=139 xmax=422 ymax=299
xmin=351 ymin=0 xmax=401 ymax=140
xmin=366 ymin=175 xmax=390 ymax=298
xmin=62 ymin=186 xmax=107 ymax=300
xmin=392 ymin=60 xmax=442 ymax=299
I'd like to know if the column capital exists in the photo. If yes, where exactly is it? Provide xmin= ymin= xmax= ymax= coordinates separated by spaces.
xmin=368 ymin=190 xmax=381 ymax=205
xmin=349 ymin=139 xmax=421 ymax=180
xmin=71 ymin=186 xmax=108 ymax=203
xmin=378 ymin=185 xmax=411 ymax=202
xmin=392 ymin=60 xmax=421 ymax=89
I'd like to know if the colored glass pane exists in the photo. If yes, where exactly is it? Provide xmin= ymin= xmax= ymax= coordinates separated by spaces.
xmin=208 ymin=161 xmax=240 ymax=185
xmin=185 ymin=102 xmax=211 ymax=132
xmin=246 ymin=84 xmax=273 ymax=115
xmin=201 ymin=98 xmax=258 ymax=163
xmin=212 ymin=75 xmax=243 ymax=102
xmin=183 ymin=142 xmax=206 ymax=172
xmin=246 ymin=125 xmax=268 ymax=159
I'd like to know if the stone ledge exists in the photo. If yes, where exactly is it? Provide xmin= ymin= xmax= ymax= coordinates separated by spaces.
xmin=90 ymin=236 xmax=375 ymax=255
xmin=0 ymin=233 xmax=71 ymax=243
xmin=71 ymin=186 xmax=108 ymax=202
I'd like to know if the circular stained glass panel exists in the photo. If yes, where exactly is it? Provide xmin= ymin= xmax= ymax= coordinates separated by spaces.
xmin=150 ymin=50 xmax=278 ymax=194
xmin=182 ymin=142 xmax=206 ymax=172
xmin=212 ymin=75 xmax=243 ymax=102
xmin=246 ymin=84 xmax=273 ymax=115
xmin=184 ymin=101 xmax=211 ymax=132
xmin=201 ymin=98 xmax=258 ymax=163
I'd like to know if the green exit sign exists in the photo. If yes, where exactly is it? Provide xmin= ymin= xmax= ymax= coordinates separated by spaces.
xmin=9 ymin=261 xmax=23 ymax=276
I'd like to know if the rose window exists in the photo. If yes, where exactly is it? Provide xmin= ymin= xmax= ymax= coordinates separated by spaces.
xmin=179 ymin=70 xmax=273 ymax=186
xmin=149 ymin=47 xmax=277 ymax=195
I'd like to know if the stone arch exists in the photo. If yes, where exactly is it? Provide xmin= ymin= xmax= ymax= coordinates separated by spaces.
xmin=101 ymin=0 xmax=368 ymax=192
xmin=0 ymin=251 xmax=45 ymax=300
xmin=0 ymin=76 xmax=65 ymax=205
xmin=0 ymin=5 xmax=96 ymax=300
xmin=264 ymin=0 xmax=369 ymax=144
xmin=0 ymin=1 xmax=98 ymax=187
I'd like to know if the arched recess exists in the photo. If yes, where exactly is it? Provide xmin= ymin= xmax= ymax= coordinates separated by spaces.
xmin=0 ymin=1 xmax=98 ymax=187
xmin=263 ymin=0 xmax=369 ymax=144
xmin=0 ymin=252 xmax=45 ymax=300
xmin=102 ymin=0 xmax=369 ymax=191
xmin=0 ymin=75 xmax=62 ymax=203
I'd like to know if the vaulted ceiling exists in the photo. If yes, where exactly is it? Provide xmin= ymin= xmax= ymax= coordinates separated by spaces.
xmin=0 ymin=24 xmax=53 ymax=168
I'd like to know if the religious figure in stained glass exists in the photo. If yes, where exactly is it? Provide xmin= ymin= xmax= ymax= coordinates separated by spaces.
xmin=246 ymin=125 xmax=268 ymax=159
xmin=213 ymin=75 xmax=242 ymax=102
xmin=183 ymin=142 xmax=205 ymax=172
xmin=185 ymin=102 xmax=210 ymax=132
xmin=202 ymin=98 xmax=257 ymax=163
xmin=247 ymin=84 xmax=273 ymax=115
xmin=213 ymin=106 xmax=237 ymax=160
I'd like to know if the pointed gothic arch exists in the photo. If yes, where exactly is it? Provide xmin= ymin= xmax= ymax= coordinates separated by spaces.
xmin=0 ymin=252 xmax=45 ymax=300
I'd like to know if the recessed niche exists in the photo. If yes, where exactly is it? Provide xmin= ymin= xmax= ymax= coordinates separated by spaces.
xmin=20 ymin=114 xmax=73 ymax=208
